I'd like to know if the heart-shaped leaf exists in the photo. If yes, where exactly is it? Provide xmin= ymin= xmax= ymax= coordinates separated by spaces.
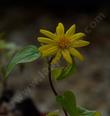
xmin=56 ymin=91 xmax=79 ymax=116
xmin=5 ymin=45 xmax=41 ymax=78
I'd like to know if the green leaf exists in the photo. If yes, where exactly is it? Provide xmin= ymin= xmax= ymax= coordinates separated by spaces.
xmin=78 ymin=107 xmax=101 ymax=116
xmin=52 ymin=67 xmax=63 ymax=80
xmin=52 ymin=64 xmax=76 ymax=81
xmin=5 ymin=45 xmax=41 ymax=78
xmin=56 ymin=91 xmax=101 ymax=116
xmin=59 ymin=64 xmax=76 ymax=80
xmin=56 ymin=91 xmax=79 ymax=116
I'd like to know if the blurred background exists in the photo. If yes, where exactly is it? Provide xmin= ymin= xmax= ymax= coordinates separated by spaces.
xmin=0 ymin=0 xmax=110 ymax=116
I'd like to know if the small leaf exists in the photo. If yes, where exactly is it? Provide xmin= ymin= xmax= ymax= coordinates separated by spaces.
xmin=52 ymin=67 xmax=63 ymax=80
xmin=57 ymin=64 xmax=76 ymax=80
xmin=56 ymin=91 xmax=79 ymax=116
xmin=78 ymin=107 xmax=101 ymax=116
xmin=5 ymin=45 xmax=41 ymax=78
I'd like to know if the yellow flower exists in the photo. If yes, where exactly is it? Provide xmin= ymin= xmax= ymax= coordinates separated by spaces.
xmin=38 ymin=23 xmax=90 ymax=64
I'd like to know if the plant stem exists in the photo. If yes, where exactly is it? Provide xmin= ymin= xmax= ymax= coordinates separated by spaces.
xmin=48 ymin=58 xmax=68 ymax=116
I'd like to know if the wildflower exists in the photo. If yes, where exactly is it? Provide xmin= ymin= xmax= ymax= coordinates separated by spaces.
xmin=38 ymin=23 xmax=90 ymax=64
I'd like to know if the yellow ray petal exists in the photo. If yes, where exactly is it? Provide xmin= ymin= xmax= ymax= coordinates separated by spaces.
xmin=69 ymin=48 xmax=84 ymax=61
xmin=51 ymin=50 xmax=61 ymax=64
xmin=71 ymin=40 xmax=90 ymax=47
xmin=40 ymin=29 xmax=56 ymax=40
xmin=39 ymin=45 xmax=52 ymax=51
xmin=39 ymin=45 xmax=58 ymax=57
xmin=56 ymin=23 xmax=64 ymax=38
xmin=39 ymin=44 xmax=56 ymax=52
xmin=62 ymin=49 xmax=72 ymax=64
xmin=65 ymin=24 xmax=76 ymax=37
xmin=38 ymin=37 xmax=54 ymax=43
xmin=71 ymin=33 xmax=86 ymax=41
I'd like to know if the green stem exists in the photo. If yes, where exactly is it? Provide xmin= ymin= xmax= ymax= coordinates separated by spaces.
xmin=48 ymin=58 xmax=68 ymax=116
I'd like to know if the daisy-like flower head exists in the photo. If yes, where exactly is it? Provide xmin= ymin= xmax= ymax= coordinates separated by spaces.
xmin=38 ymin=23 xmax=90 ymax=64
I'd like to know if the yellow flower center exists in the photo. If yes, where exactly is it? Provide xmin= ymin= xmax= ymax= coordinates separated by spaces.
xmin=58 ymin=37 xmax=70 ymax=49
